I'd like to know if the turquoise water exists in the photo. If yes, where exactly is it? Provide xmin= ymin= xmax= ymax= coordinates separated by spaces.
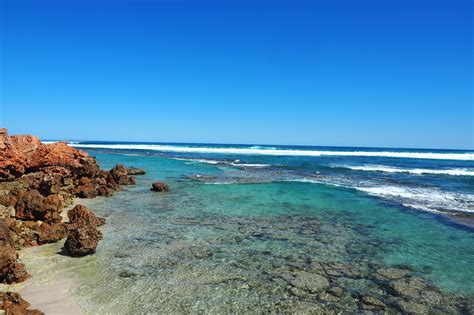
xmin=44 ymin=146 xmax=474 ymax=313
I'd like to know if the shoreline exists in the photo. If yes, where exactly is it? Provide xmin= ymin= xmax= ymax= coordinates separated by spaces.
xmin=1 ymin=128 xmax=140 ymax=314
xmin=1 ymin=200 xmax=85 ymax=314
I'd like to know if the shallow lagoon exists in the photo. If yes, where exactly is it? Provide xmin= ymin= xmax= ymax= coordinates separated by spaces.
xmin=20 ymin=151 xmax=474 ymax=313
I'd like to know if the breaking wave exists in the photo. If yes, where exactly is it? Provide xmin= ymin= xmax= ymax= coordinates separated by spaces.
xmin=57 ymin=143 xmax=473 ymax=161
xmin=355 ymin=186 xmax=474 ymax=214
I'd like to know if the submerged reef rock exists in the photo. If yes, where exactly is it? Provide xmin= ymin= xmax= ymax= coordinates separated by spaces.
xmin=0 ymin=291 xmax=44 ymax=315
xmin=0 ymin=219 xmax=30 ymax=284
xmin=151 ymin=181 xmax=170 ymax=192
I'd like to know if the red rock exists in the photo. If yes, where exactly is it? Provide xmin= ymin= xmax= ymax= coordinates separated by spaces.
xmin=0 ymin=219 xmax=17 ymax=281
xmin=0 ymin=219 xmax=30 ymax=284
xmin=151 ymin=181 xmax=170 ymax=192
xmin=4 ymin=189 xmax=62 ymax=223
xmin=0 ymin=129 xmax=100 ymax=181
xmin=68 ymin=204 xmax=105 ymax=227
xmin=10 ymin=135 xmax=43 ymax=160
xmin=38 ymin=222 xmax=67 ymax=244
xmin=110 ymin=164 xmax=135 ymax=185
xmin=3 ymin=261 xmax=30 ymax=284
xmin=64 ymin=225 xmax=102 ymax=257
xmin=97 ymin=186 xmax=114 ymax=197
xmin=74 ymin=184 xmax=98 ymax=199
xmin=0 ymin=291 xmax=44 ymax=315
xmin=0 ymin=129 xmax=27 ymax=181
xmin=28 ymin=142 xmax=87 ymax=171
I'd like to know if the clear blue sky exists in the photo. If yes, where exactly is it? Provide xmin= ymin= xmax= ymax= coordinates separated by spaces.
xmin=1 ymin=0 xmax=472 ymax=149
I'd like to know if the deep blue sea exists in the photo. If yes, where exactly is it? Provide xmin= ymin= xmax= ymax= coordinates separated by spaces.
xmin=36 ymin=141 xmax=474 ymax=312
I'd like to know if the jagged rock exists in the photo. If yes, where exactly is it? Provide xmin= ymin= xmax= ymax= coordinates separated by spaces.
xmin=110 ymin=164 xmax=135 ymax=185
xmin=6 ymin=219 xmax=39 ymax=249
xmin=0 ymin=219 xmax=17 ymax=281
xmin=126 ymin=167 xmax=146 ymax=175
xmin=0 ymin=291 xmax=44 ymax=315
xmin=3 ymin=261 xmax=30 ymax=284
xmin=151 ymin=181 xmax=170 ymax=192
xmin=97 ymin=186 xmax=114 ymax=197
xmin=74 ymin=184 xmax=98 ymax=198
xmin=0 ymin=219 xmax=30 ymax=284
xmin=0 ymin=129 xmax=29 ymax=180
xmin=64 ymin=205 xmax=104 ymax=257
xmin=0 ymin=189 xmax=63 ymax=223
xmin=0 ymin=129 xmax=105 ymax=182
xmin=38 ymin=222 xmax=67 ymax=244
xmin=68 ymin=204 xmax=105 ymax=227
xmin=64 ymin=225 xmax=102 ymax=257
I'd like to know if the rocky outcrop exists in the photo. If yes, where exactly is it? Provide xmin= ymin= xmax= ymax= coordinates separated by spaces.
xmin=0 ymin=129 xmax=136 ymax=287
xmin=151 ymin=181 xmax=170 ymax=192
xmin=0 ymin=129 xmax=97 ymax=181
xmin=0 ymin=291 xmax=44 ymax=315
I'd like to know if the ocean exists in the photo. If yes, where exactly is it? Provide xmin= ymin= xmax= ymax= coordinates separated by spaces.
xmin=33 ymin=141 xmax=474 ymax=312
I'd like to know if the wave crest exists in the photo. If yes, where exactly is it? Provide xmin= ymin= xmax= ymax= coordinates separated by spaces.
xmin=62 ymin=143 xmax=473 ymax=161
xmin=333 ymin=165 xmax=474 ymax=176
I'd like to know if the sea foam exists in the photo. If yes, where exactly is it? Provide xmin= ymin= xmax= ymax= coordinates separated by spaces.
xmin=334 ymin=165 xmax=474 ymax=176
xmin=355 ymin=186 xmax=474 ymax=214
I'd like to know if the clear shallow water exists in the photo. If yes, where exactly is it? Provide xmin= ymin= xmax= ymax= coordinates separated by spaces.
xmin=29 ymin=144 xmax=474 ymax=312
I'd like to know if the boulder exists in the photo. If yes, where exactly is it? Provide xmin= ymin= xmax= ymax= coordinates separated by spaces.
xmin=151 ymin=181 xmax=170 ymax=192
xmin=64 ymin=225 xmax=102 ymax=257
xmin=3 ymin=261 xmax=30 ymax=284
xmin=67 ymin=204 xmax=105 ymax=227
xmin=0 ymin=291 xmax=44 ymax=315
